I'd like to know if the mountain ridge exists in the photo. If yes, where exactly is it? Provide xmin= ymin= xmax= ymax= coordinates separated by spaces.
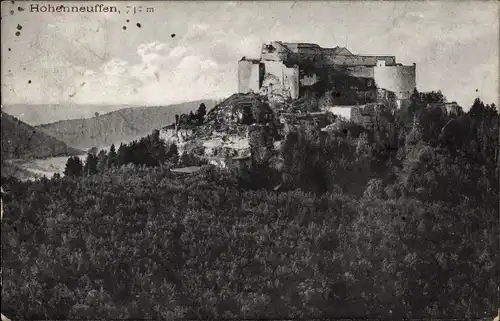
xmin=1 ymin=111 xmax=82 ymax=161
xmin=34 ymin=100 xmax=216 ymax=151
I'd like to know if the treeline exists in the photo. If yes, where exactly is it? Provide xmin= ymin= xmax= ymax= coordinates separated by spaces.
xmin=176 ymin=102 xmax=207 ymax=126
xmin=64 ymin=130 xmax=206 ymax=177
xmin=64 ymin=102 xmax=211 ymax=177
xmin=248 ymin=92 xmax=499 ymax=207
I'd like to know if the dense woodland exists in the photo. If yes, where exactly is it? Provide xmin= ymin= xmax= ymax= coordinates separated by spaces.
xmin=0 ymin=112 xmax=81 ymax=161
xmin=1 ymin=91 xmax=499 ymax=319
xmin=33 ymin=100 xmax=215 ymax=151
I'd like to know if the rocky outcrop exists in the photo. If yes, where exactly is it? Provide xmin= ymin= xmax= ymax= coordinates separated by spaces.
xmin=158 ymin=93 xmax=275 ymax=161
xmin=159 ymin=126 xmax=195 ymax=145
xmin=202 ymin=134 xmax=250 ymax=158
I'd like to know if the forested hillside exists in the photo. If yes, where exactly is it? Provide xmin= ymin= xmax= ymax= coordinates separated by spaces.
xmin=35 ymin=100 xmax=216 ymax=151
xmin=1 ymin=93 xmax=498 ymax=319
xmin=1 ymin=112 xmax=81 ymax=161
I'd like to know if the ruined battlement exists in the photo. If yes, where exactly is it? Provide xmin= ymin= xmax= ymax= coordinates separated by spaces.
xmin=238 ymin=41 xmax=416 ymax=109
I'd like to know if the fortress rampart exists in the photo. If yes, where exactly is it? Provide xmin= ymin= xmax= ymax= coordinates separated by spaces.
xmin=373 ymin=64 xmax=416 ymax=102
xmin=238 ymin=41 xmax=416 ymax=108
xmin=238 ymin=59 xmax=263 ymax=95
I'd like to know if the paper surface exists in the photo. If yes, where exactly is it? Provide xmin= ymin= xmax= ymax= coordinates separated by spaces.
xmin=1 ymin=1 xmax=498 ymax=319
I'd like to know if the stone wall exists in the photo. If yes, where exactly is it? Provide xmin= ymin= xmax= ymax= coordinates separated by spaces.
xmin=283 ymin=53 xmax=396 ymax=68
xmin=259 ymin=61 xmax=299 ymax=101
xmin=264 ymin=41 xmax=396 ymax=67
xmin=261 ymin=41 xmax=396 ymax=67
xmin=283 ymin=65 xmax=300 ymax=100
xmin=373 ymin=64 xmax=416 ymax=101
xmin=325 ymin=106 xmax=355 ymax=120
xmin=261 ymin=41 xmax=291 ymax=61
xmin=239 ymin=41 xmax=415 ymax=108
xmin=445 ymin=102 xmax=464 ymax=117
xmin=279 ymin=112 xmax=330 ymax=136
xmin=238 ymin=59 xmax=262 ymax=94
xmin=344 ymin=65 xmax=375 ymax=78
xmin=323 ymin=54 xmax=396 ymax=67
xmin=282 ymin=42 xmax=322 ymax=54
xmin=350 ymin=103 xmax=390 ymax=128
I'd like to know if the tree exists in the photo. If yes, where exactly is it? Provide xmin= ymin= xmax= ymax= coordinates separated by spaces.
xmin=97 ymin=150 xmax=108 ymax=172
xmin=188 ymin=111 xmax=196 ymax=124
xmin=402 ymin=88 xmax=423 ymax=124
xmin=64 ymin=156 xmax=83 ymax=177
xmin=166 ymin=143 xmax=179 ymax=164
xmin=178 ymin=152 xmax=190 ymax=167
xmin=468 ymin=97 xmax=486 ymax=119
xmin=418 ymin=105 xmax=449 ymax=146
xmin=400 ymin=89 xmax=447 ymax=127
xmin=363 ymin=178 xmax=385 ymax=199
xmin=380 ymin=90 xmax=398 ymax=115
xmin=439 ymin=117 xmax=467 ymax=152
xmin=107 ymin=144 xmax=118 ymax=168
xmin=421 ymin=90 xmax=445 ymax=104
xmin=118 ymin=143 xmax=131 ymax=166
xmin=130 ymin=140 xmax=148 ymax=166
xmin=280 ymin=130 xmax=327 ymax=193
xmin=405 ymin=115 xmax=423 ymax=150
xmin=148 ymin=130 xmax=167 ymax=165
xmin=84 ymin=153 xmax=98 ymax=175
xmin=197 ymin=103 xmax=207 ymax=124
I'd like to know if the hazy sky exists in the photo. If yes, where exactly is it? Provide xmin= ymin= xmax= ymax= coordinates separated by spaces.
xmin=1 ymin=0 xmax=498 ymax=111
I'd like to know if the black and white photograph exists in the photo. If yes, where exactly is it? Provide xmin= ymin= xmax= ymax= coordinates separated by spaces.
xmin=1 ymin=0 xmax=499 ymax=319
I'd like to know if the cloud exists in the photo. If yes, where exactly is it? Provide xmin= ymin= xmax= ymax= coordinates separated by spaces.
xmin=68 ymin=41 xmax=234 ymax=105
xmin=237 ymin=35 xmax=263 ymax=59
xmin=185 ymin=23 xmax=211 ymax=41
xmin=169 ymin=46 xmax=189 ymax=58
xmin=137 ymin=42 xmax=171 ymax=59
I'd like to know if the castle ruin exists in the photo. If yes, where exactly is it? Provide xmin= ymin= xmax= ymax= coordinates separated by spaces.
xmin=238 ymin=41 xmax=416 ymax=109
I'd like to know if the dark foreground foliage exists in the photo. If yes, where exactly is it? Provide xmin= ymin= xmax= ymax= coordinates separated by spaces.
xmin=1 ymin=164 xmax=498 ymax=319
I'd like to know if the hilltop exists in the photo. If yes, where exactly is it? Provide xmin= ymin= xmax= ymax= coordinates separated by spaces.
xmin=1 ymin=104 xmax=139 ymax=126
xmin=35 ymin=100 xmax=216 ymax=151
xmin=159 ymin=93 xmax=282 ymax=161
xmin=1 ymin=111 xmax=82 ymax=161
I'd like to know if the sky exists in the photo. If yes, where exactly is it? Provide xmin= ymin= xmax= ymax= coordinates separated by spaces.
xmin=1 ymin=0 xmax=499 ymax=115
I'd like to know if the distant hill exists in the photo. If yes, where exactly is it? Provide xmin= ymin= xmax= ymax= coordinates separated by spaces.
xmin=1 ymin=111 xmax=82 ymax=161
xmin=1 ymin=104 xmax=137 ymax=126
xmin=34 ymin=100 xmax=216 ymax=151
